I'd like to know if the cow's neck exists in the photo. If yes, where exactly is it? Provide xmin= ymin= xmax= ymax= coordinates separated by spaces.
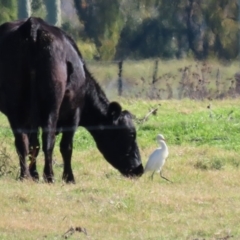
xmin=80 ymin=67 xmax=110 ymax=131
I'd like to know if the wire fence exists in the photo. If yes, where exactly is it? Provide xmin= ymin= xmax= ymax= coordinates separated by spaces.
xmin=85 ymin=59 xmax=240 ymax=100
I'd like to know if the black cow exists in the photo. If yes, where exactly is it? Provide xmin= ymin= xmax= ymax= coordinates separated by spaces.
xmin=0 ymin=17 xmax=144 ymax=183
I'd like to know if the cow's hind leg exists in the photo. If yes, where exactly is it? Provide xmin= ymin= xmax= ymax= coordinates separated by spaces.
xmin=42 ymin=122 xmax=56 ymax=183
xmin=28 ymin=131 xmax=40 ymax=181
xmin=13 ymin=131 xmax=31 ymax=180
xmin=38 ymin=61 xmax=67 ymax=183
xmin=60 ymin=109 xmax=79 ymax=183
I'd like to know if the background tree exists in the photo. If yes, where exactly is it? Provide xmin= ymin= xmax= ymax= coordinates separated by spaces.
xmin=74 ymin=0 xmax=124 ymax=60
xmin=117 ymin=0 xmax=239 ymax=60
xmin=0 ymin=0 xmax=17 ymax=25
xmin=206 ymin=0 xmax=238 ymax=59
xmin=0 ymin=0 xmax=238 ymax=60
xmin=31 ymin=0 xmax=46 ymax=19
xmin=186 ymin=0 xmax=207 ymax=59
xmin=44 ymin=0 xmax=61 ymax=26
xmin=117 ymin=0 xmax=187 ymax=59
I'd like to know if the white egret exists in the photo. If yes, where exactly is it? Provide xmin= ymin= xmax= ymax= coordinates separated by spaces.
xmin=144 ymin=134 xmax=171 ymax=182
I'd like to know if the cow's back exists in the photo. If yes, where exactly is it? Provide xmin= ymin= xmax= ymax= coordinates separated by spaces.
xmin=0 ymin=18 xmax=44 ymax=118
xmin=0 ymin=20 xmax=31 ymax=116
xmin=0 ymin=17 xmax=84 ymax=127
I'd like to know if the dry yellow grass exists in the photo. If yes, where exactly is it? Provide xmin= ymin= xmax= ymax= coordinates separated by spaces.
xmin=0 ymin=144 xmax=240 ymax=240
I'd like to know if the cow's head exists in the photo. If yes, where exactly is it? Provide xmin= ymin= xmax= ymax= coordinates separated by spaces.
xmin=95 ymin=102 xmax=144 ymax=177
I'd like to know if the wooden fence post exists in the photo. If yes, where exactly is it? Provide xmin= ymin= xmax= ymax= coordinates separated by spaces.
xmin=152 ymin=59 xmax=159 ymax=84
xmin=118 ymin=60 xmax=123 ymax=96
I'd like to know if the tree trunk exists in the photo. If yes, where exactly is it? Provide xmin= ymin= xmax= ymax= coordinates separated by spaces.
xmin=45 ymin=0 xmax=61 ymax=26
xmin=18 ymin=0 xmax=32 ymax=19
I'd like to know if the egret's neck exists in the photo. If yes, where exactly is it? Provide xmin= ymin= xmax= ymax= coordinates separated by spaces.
xmin=159 ymin=140 xmax=168 ymax=150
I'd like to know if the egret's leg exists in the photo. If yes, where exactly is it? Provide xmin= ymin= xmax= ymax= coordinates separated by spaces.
xmin=150 ymin=171 xmax=155 ymax=180
xmin=160 ymin=171 xmax=172 ymax=183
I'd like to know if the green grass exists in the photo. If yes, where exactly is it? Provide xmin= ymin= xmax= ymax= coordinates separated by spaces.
xmin=127 ymin=98 xmax=240 ymax=149
xmin=0 ymin=98 xmax=240 ymax=239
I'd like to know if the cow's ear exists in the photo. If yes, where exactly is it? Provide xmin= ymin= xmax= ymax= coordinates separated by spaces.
xmin=107 ymin=102 xmax=122 ymax=120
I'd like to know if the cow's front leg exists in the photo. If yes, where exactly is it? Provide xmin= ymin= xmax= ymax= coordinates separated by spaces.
xmin=28 ymin=131 xmax=40 ymax=181
xmin=60 ymin=109 xmax=79 ymax=183
xmin=60 ymin=131 xmax=75 ymax=183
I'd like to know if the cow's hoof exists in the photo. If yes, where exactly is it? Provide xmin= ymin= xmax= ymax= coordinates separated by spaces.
xmin=62 ymin=173 xmax=75 ymax=184
xmin=30 ymin=170 xmax=39 ymax=182
xmin=43 ymin=174 xmax=55 ymax=183
xmin=19 ymin=176 xmax=32 ymax=182
xmin=19 ymin=171 xmax=32 ymax=181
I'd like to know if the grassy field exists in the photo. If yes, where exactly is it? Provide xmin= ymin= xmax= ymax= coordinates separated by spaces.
xmin=0 ymin=98 xmax=240 ymax=239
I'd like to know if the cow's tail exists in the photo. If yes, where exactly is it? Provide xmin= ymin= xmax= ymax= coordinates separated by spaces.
xmin=18 ymin=17 xmax=39 ymax=43
xmin=19 ymin=18 xmax=40 ymax=135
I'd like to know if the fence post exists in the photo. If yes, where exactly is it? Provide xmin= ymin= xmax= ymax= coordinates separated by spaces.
xmin=152 ymin=59 xmax=159 ymax=84
xmin=118 ymin=60 xmax=123 ymax=96
xmin=216 ymin=68 xmax=221 ymax=97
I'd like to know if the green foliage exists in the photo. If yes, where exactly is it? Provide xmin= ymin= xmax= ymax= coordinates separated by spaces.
xmin=31 ymin=0 xmax=42 ymax=11
xmin=0 ymin=0 xmax=239 ymax=60
xmin=31 ymin=0 xmax=46 ymax=19
xmin=206 ymin=0 xmax=239 ymax=59
xmin=76 ymin=39 xmax=98 ymax=60
xmin=74 ymin=0 xmax=124 ymax=60
xmin=73 ymin=0 xmax=239 ymax=60
xmin=0 ymin=147 xmax=17 ymax=178
xmin=219 ymin=19 xmax=238 ymax=59
xmin=0 ymin=0 xmax=17 ymax=25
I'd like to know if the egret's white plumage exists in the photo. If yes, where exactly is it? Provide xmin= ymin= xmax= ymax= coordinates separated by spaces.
xmin=145 ymin=134 xmax=171 ymax=182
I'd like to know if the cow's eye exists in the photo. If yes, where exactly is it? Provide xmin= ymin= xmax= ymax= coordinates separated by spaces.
xmin=130 ymin=132 xmax=136 ymax=139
